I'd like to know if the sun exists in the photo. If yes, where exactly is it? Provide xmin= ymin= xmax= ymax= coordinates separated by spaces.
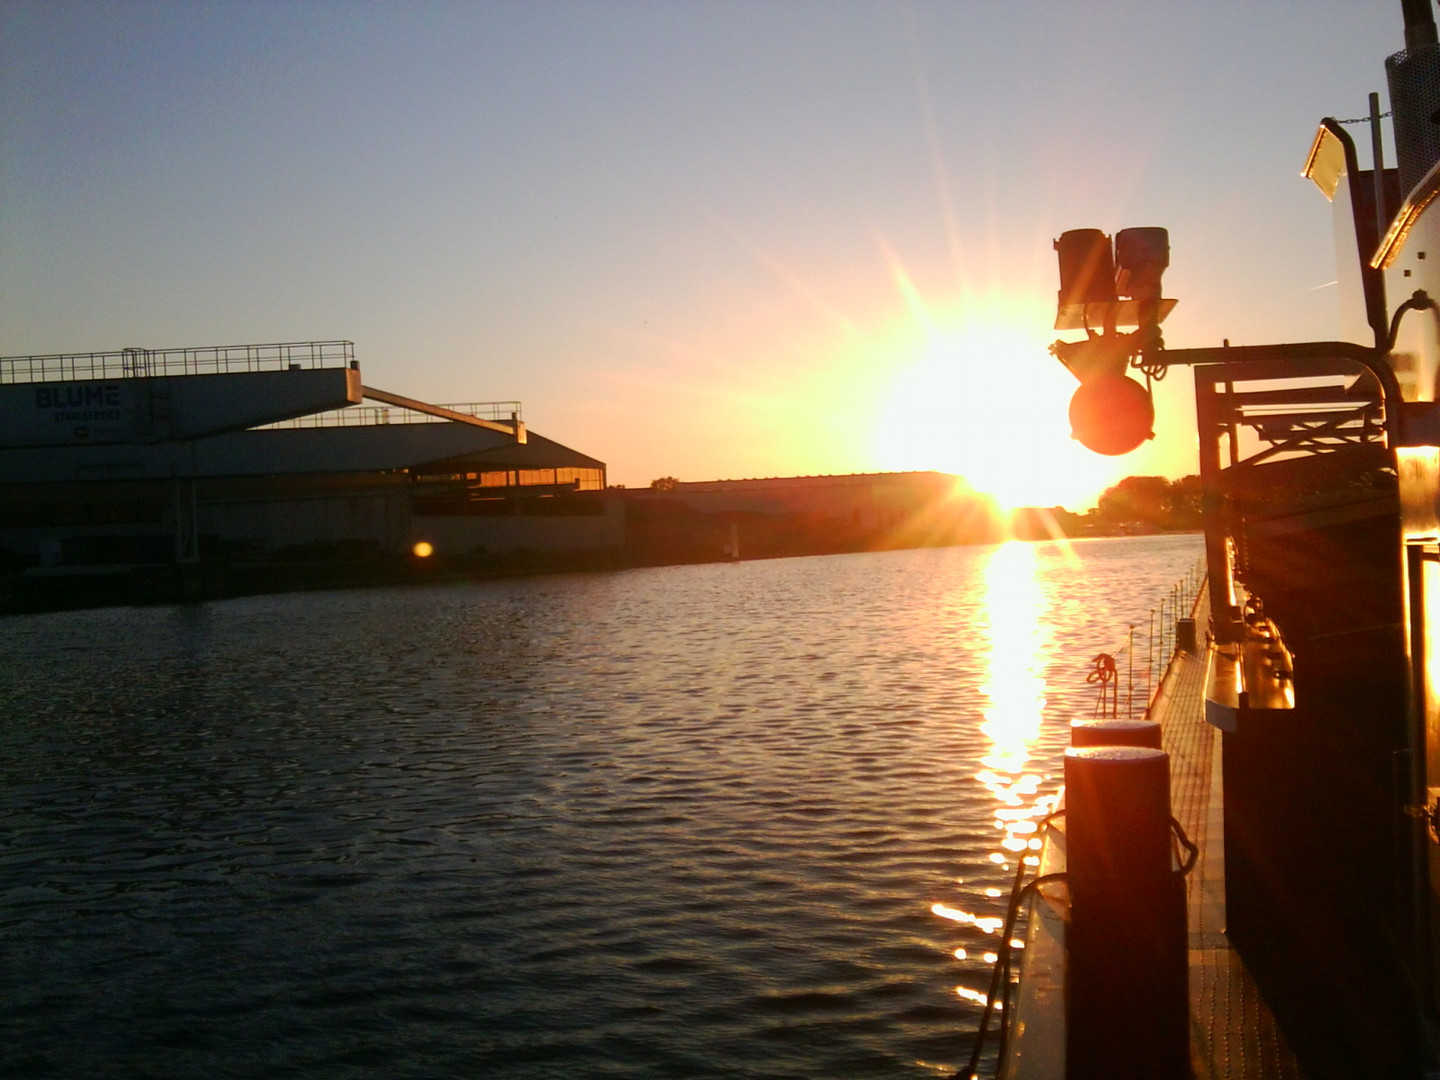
xmin=871 ymin=306 xmax=1117 ymax=511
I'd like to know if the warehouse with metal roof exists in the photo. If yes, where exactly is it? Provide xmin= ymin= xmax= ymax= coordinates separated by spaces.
xmin=0 ymin=341 xmax=619 ymax=583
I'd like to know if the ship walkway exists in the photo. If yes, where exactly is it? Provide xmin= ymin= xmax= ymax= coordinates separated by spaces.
xmin=1160 ymin=586 xmax=1304 ymax=1079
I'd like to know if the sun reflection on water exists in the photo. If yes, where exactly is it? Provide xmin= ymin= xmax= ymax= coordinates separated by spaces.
xmin=979 ymin=542 xmax=1046 ymax=774
xmin=933 ymin=541 xmax=1058 ymax=985
xmin=975 ymin=543 xmax=1058 ymax=850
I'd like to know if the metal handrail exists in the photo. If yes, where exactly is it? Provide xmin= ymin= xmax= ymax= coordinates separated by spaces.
xmin=1090 ymin=556 xmax=1207 ymax=721
xmin=256 ymin=401 xmax=523 ymax=429
xmin=0 ymin=341 xmax=355 ymax=384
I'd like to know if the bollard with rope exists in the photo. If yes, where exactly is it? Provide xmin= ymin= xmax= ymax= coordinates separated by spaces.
xmin=951 ymin=554 xmax=1208 ymax=1078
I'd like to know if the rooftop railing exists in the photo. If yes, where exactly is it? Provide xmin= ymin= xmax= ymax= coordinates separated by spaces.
xmin=0 ymin=341 xmax=356 ymax=385
xmin=258 ymin=401 xmax=523 ymax=429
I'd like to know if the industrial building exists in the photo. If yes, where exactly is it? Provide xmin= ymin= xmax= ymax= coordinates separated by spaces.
xmin=620 ymin=472 xmax=1016 ymax=559
xmin=0 ymin=339 xmax=1059 ymax=611
xmin=0 ymin=341 xmax=619 ymax=600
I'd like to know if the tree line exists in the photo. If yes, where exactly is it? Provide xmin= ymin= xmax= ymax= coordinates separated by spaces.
xmin=1062 ymin=474 xmax=1202 ymax=534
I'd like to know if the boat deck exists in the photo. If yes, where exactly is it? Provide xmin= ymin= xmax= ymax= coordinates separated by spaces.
xmin=1158 ymin=589 xmax=1304 ymax=1079
xmin=1002 ymin=586 xmax=1306 ymax=1078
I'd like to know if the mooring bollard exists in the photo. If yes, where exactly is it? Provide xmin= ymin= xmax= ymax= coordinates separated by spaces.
xmin=1069 ymin=719 xmax=1162 ymax=749
xmin=1064 ymin=745 xmax=1188 ymax=1080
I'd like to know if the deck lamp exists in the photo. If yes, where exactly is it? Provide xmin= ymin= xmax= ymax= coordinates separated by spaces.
xmin=1050 ymin=227 xmax=1173 ymax=456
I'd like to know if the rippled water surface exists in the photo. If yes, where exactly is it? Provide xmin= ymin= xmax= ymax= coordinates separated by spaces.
xmin=0 ymin=535 xmax=1202 ymax=1078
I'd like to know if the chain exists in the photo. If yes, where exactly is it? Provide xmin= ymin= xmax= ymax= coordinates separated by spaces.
xmin=1335 ymin=110 xmax=1392 ymax=125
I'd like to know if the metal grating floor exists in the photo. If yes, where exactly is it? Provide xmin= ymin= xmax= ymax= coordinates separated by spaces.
xmin=1157 ymin=590 xmax=1305 ymax=1080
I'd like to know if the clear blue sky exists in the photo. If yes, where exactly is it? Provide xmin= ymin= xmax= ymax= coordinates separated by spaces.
xmin=0 ymin=1 xmax=1407 ymax=507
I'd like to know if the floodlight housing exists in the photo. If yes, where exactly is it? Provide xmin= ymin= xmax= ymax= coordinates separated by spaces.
xmin=1049 ymin=225 xmax=1172 ymax=456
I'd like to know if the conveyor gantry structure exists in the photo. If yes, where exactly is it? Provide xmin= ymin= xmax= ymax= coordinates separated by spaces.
xmin=0 ymin=341 xmax=365 ymax=447
xmin=0 ymin=340 xmax=609 ymax=576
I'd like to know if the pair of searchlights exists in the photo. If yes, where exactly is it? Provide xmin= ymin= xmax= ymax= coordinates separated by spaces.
xmin=1051 ymin=227 xmax=1175 ymax=455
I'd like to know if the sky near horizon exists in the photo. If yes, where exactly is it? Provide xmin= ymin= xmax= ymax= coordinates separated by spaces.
xmin=0 ymin=1 xmax=1408 ymax=509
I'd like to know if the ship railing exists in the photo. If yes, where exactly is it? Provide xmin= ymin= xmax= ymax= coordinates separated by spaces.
xmin=0 ymin=341 xmax=356 ymax=384
xmin=255 ymin=401 xmax=523 ymax=429
xmin=1088 ymin=555 xmax=1208 ymax=723
xmin=962 ymin=558 xmax=1210 ymax=1079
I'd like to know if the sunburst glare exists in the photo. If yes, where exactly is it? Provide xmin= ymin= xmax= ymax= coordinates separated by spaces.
xmin=869 ymin=271 xmax=1120 ymax=511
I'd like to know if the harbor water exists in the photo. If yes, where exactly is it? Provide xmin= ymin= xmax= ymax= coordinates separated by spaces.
xmin=0 ymin=534 xmax=1203 ymax=1079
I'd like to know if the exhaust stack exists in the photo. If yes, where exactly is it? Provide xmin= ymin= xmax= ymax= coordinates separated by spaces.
xmin=1388 ymin=0 xmax=1440 ymax=196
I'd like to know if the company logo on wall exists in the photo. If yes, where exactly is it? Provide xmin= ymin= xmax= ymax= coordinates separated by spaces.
xmin=9 ymin=381 xmax=134 ymax=444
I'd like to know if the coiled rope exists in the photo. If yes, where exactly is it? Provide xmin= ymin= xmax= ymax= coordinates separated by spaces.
xmin=1086 ymin=653 xmax=1118 ymax=718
